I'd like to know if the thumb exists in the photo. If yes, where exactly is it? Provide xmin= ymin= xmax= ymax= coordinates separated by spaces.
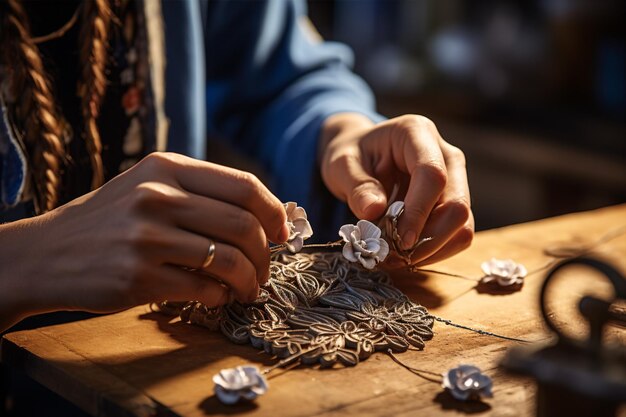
xmin=335 ymin=154 xmax=388 ymax=220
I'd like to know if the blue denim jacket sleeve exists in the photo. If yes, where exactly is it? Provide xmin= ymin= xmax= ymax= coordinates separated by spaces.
xmin=200 ymin=0 xmax=385 ymax=237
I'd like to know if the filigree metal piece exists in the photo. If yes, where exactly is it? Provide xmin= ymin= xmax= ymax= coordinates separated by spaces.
xmin=346 ymin=300 xmax=434 ymax=350
xmin=158 ymin=250 xmax=435 ymax=369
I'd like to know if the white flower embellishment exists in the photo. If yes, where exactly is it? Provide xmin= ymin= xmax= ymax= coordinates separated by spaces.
xmin=283 ymin=202 xmax=313 ymax=253
xmin=213 ymin=366 xmax=268 ymax=405
xmin=382 ymin=201 xmax=405 ymax=252
xmin=339 ymin=220 xmax=390 ymax=270
xmin=443 ymin=365 xmax=493 ymax=401
xmin=381 ymin=201 xmax=433 ymax=263
xmin=480 ymin=258 xmax=527 ymax=287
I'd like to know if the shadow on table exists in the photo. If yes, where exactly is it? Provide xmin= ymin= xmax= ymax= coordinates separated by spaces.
xmin=137 ymin=310 xmax=281 ymax=367
xmin=391 ymin=269 xmax=446 ymax=309
xmin=433 ymin=391 xmax=492 ymax=414
xmin=198 ymin=395 xmax=259 ymax=415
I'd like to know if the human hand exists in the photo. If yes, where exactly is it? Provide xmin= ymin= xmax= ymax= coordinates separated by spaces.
xmin=320 ymin=113 xmax=473 ymax=266
xmin=0 ymin=153 xmax=288 ymax=328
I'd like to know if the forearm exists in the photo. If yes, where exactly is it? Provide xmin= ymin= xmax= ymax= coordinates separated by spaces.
xmin=0 ymin=215 xmax=60 ymax=332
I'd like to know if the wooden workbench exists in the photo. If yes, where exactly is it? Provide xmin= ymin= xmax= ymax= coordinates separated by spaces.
xmin=2 ymin=205 xmax=626 ymax=417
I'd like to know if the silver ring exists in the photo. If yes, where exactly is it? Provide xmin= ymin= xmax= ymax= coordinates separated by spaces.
xmin=201 ymin=239 xmax=216 ymax=269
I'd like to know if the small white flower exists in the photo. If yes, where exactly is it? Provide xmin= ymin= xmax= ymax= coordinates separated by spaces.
xmin=213 ymin=366 xmax=268 ymax=405
xmin=386 ymin=201 xmax=405 ymax=219
xmin=283 ymin=202 xmax=313 ymax=253
xmin=443 ymin=364 xmax=493 ymax=401
xmin=339 ymin=220 xmax=390 ymax=269
xmin=480 ymin=258 xmax=527 ymax=286
xmin=380 ymin=201 xmax=432 ymax=262
xmin=382 ymin=201 xmax=405 ymax=252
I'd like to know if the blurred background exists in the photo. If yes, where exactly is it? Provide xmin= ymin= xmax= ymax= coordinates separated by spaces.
xmin=308 ymin=0 xmax=626 ymax=231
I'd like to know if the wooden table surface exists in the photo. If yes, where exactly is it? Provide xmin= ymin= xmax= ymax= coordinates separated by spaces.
xmin=2 ymin=205 xmax=626 ymax=417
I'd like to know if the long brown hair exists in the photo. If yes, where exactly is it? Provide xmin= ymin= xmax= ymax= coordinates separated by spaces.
xmin=0 ymin=0 xmax=112 ymax=213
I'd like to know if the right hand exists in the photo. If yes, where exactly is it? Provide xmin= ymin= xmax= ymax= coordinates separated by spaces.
xmin=0 ymin=152 xmax=288 ymax=328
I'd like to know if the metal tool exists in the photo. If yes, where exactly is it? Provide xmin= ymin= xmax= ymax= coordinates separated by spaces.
xmin=502 ymin=257 xmax=626 ymax=417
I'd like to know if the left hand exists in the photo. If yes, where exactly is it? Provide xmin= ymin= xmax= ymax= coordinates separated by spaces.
xmin=319 ymin=113 xmax=474 ymax=267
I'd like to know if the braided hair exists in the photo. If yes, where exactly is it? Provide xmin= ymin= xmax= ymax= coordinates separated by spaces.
xmin=0 ymin=0 xmax=112 ymax=212
xmin=79 ymin=0 xmax=112 ymax=190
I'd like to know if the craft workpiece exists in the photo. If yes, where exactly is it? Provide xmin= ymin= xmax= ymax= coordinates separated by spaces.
xmin=158 ymin=202 xmax=528 ymax=405
xmin=1 ymin=204 xmax=625 ymax=416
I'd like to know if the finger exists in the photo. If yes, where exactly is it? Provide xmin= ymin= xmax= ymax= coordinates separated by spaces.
xmin=407 ymin=200 xmax=470 ymax=263
xmin=414 ymin=215 xmax=474 ymax=266
xmin=145 ymin=229 xmax=259 ymax=303
xmin=147 ymin=265 xmax=232 ymax=308
xmin=393 ymin=118 xmax=447 ymax=250
xmin=407 ymin=143 xmax=472 ymax=262
xmin=324 ymin=150 xmax=388 ymax=220
xmin=142 ymin=153 xmax=288 ymax=243
xmin=173 ymin=195 xmax=271 ymax=284
xmin=199 ymin=241 xmax=259 ymax=303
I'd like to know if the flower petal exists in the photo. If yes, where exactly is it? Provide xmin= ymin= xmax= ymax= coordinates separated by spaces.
xmin=292 ymin=218 xmax=313 ymax=239
xmin=385 ymin=201 xmax=405 ymax=218
xmin=291 ymin=206 xmax=307 ymax=220
xmin=283 ymin=202 xmax=297 ymax=218
xmin=456 ymin=364 xmax=481 ymax=376
xmin=377 ymin=239 xmax=390 ymax=262
xmin=240 ymin=389 xmax=259 ymax=401
xmin=287 ymin=223 xmax=299 ymax=241
xmin=364 ymin=238 xmax=381 ymax=253
xmin=339 ymin=224 xmax=357 ymax=242
xmin=497 ymin=275 xmax=517 ymax=286
xmin=342 ymin=243 xmax=358 ymax=262
xmin=286 ymin=236 xmax=304 ymax=253
xmin=359 ymin=254 xmax=378 ymax=270
xmin=481 ymin=261 xmax=492 ymax=276
xmin=357 ymin=220 xmax=381 ymax=239
xmin=215 ymin=385 xmax=242 ymax=405
xmin=449 ymin=387 xmax=471 ymax=401
xmin=443 ymin=370 xmax=457 ymax=390
xmin=514 ymin=263 xmax=528 ymax=278
xmin=442 ymin=365 xmax=492 ymax=401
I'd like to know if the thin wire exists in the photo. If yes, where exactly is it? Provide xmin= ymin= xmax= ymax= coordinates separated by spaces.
xmin=433 ymin=316 xmax=531 ymax=343
xmin=386 ymin=349 xmax=443 ymax=383
xmin=526 ymin=259 xmax=559 ymax=276
xmin=261 ymin=345 xmax=321 ymax=375
xmin=411 ymin=225 xmax=626 ymax=283
xmin=411 ymin=268 xmax=481 ymax=282
xmin=31 ymin=5 xmax=81 ymax=44
xmin=264 ymin=359 xmax=302 ymax=380
xmin=543 ymin=224 xmax=626 ymax=258
xmin=270 ymin=240 xmax=343 ymax=254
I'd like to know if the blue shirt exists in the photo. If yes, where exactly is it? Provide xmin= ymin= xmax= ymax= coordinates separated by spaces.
xmin=0 ymin=0 xmax=384 ymax=238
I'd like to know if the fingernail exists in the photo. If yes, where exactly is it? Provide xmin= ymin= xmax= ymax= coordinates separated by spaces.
xmin=402 ymin=230 xmax=417 ymax=250
xmin=358 ymin=192 xmax=380 ymax=214
xmin=277 ymin=223 xmax=289 ymax=243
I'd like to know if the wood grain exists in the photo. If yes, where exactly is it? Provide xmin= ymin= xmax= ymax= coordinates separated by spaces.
xmin=3 ymin=205 xmax=626 ymax=417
